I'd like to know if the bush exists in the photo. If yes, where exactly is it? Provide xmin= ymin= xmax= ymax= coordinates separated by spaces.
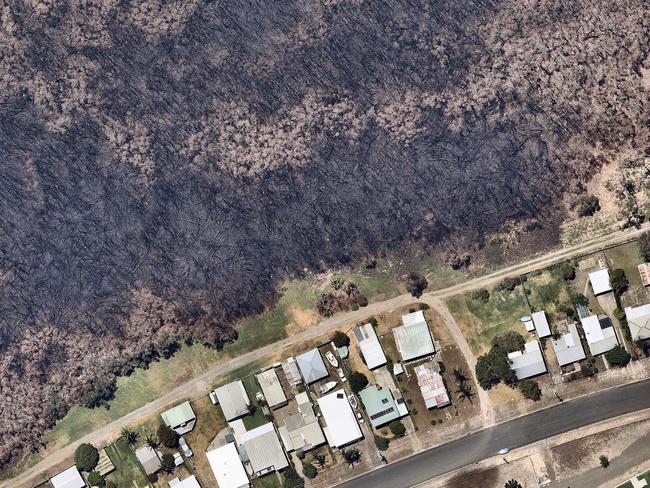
xmin=147 ymin=473 xmax=158 ymax=484
xmin=295 ymin=448 xmax=305 ymax=460
xmin=349 ymin=371 xmax=369 ymax=394
xmin=571 ymin=293 xmax=589 ymax=307
xmin=331 ymin=330 xmax=350 ymax=348
xmin=74 ymin=443 xmax=99 ymax=472
xmin=575 ymin=195 xmax=600 ymax=217
xmin=87 ymin=471 xmax=104 ymax=487
xmin=405 ymin=272 xmax=428 ymax=298
xmin=605 ymin=345 xmax=630 ymax=367
xmin=613 ymin=308 xmax=626 ymax=321
xmin=418 ymin=303 xmax=430 ymax=311
xmin=599 ymin=455 xmax=609 ymax=468
xmin=610 ymin=269 xmax=628 ymax=295
xmin=160 ymin=452 xmax=175 ymax=473
xmin=302 ymin=463 xmax=318 ymax=479
xmin=388 ymin=420 xmax=406 ymax=437
xmin=558 ymin=262 xmax=576 ymax=281
xmin=342 ymin=448 xmax=361 ymax=465
xmin=640 ymin=231 xmax=650 ymax=261
xmin=471 ymin=288 xmax=490 ymax=303
xmin=518 ymin=379 xmax=541 ymax=401
xmin=495 ymin=277 xmax=520 ymax=292
xmin=374 ymin=435 xmax=390 ymax=451
xmin=283 ymin=468 xmax=305 ymax=488
xmin=157 ymin=424 xmax=179 ymax=448
xmin=438 ymin=361 xmax=446 ymax=374
xmin=580 ymin=361 xmax=598 ymax=378
xmin=491 ymin=331 xmax=525 ymax=353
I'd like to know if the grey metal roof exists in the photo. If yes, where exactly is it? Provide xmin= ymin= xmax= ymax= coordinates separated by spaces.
xmin=354 ymin=323 xmax=387 ymax=369
xmin=215 ymin=381 xmax=250 ymax=421
xmin=393 ymin=311 xmax=435 ymax=361
xmin=581 ymin=316 xmax=619 ymax=356
xmin=295 ymin=349 xmax=328 ymax=384
xmin=508 ymin=341 xmax=547 ymax=379
xmin=135 ymin=446 xmax=161 ymax=475
xmin=255 ymin=369 xmax=287 ymax=409
xmin=551 ymin=323 xmax=586 ymax=366
xmin=532 ymin=311 xmax=551 ymax=338
xmin=240 ymin=423 xmax=289 ymax=474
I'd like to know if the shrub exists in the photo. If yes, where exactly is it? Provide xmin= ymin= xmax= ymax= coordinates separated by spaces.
xmin=505 ymin=480 xmax=523 ymax=488
xmin=580 ymin=361 xmax=597 ymax=378
xmin=74 ymin=443 xmax=99 ymax=472
xmin=495 ymin=277 xmax=520 ymax=292
xmin=160 ymin=452 xmax=175 ymax=473
xmin=146 ymin=473 xmax=158 ymax=484
xmin=349 ymin=371 xmax=369 ymax=394
xmin=518 ymin=379 xmax=541 ymax=401
xmin=87 ymin=471 xmax=103 ymax=487
xmin=575 ymin=195 xmax=600 ymax=216
xmin=599 ymin=455 xmax=609 ymax=468
xmin=471 ymin=288 xmax=490 ymax=303
xmin=405 ymin=272 xmax=428 ymax=298
xmin=491 ymin=331 xmax=525 ymax=353
xmin=283 ymin=468 xmax=305 ymax=488
xmin=342 ymin=448 xmax=361 ymax=465
xmin=610 ymin=269 xmax=628 ymax=295
xmin=558 ymin=262 xmax=576 ymax=281
xmin=331 ymin=330 xmax=350 ymax=348
xmin=302 ymin=462 xmax=317 ymax=479
xmin=418 ymin=303 xmax=430 ymax=311
xmin=157 ymin=424 xmax=179 ymax=448
xmin=388 ymin=420 xmax=406 ymax=437
xmin=296 ymin=448 xmax=305 ymax=460
xmin=571 ymin=293 xmax=589 ymax=307
xmin=613 ymin=308 xmax=626 ymax=321
xmin=374 ymin=435 xmax=390 ymax=451
xmin=640 ymin=231 xmax=650 ymax=261
xmin=605 ymin=345 xmax=630 ymax=367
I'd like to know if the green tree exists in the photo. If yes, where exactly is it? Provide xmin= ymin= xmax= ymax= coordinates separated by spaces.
xmin=295 ymin=448 xmax=305 ymax=460
xmin=605 ymin=345 xmax=630 ymax=367
xmin=476 ymin=348 xmax=516 ymax=390
xmin=388 ymin=420 xmax=406 ymax=437
xmin=87 ymin=471 xmax=104 ymax=487
xmin=504 ymin=480 xmax=522 ymax=488
xmin=471 ymin=288 xmax=490 ymax=303
xmin=599 ymin=455 xmax=609 ymax=468
xmin=518 ymin=379 xmax=541 ymax=401
xmin=157 ymin=424 xmax=179 ymax=448
xmin=74 ymin=443 xmax=99 ymax=472
xmin=405 ymin=272 xmax=428 ymax=298
xmin=571 ymin=293 xmax=589 ymax=307
xmin=145 ymin=435 xmax=159 ymax=449
xmin=342 ymin=448 xmax=361 ymax=465
xmin=120 ymin=428 xmax=139 ymax=447
xmin=332 ymin=330 xmax=350 ymax=348
xmin=610 ymin=269 xmax=628 ymax=295
xmin=558 ymin=262 xmax=576 ymax=281
xmin=374 ymin=435 xmax=390 ymax=451
xmin=349 ymin=371 xmax=369 ymax=394
xmin=495 ymin=277 xmax=520 ymax=292
xmin=491 ymin=331 xmax=525 ymax=353
xmin=160 ymin=452 xmax=175 ymax=473
xmin=283 ymin=468 xmax=305 ymax=488
xmin=640 ymin=232 xmax=650 ymax=261
xmin=456 ymin=381 xmax=474 ymax=403
xmin=302 ymin=462 xmax=318 ymax=479
xmin=575 ymin=194 xmax=600 ymax=216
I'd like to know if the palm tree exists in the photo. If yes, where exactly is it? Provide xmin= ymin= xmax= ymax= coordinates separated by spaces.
xmin=121 ymin=428 xmax=139 ymax=447
xmin=504 ymin=480 xmax=522 ymax=488
xmin=314 ymin=454 xmax=326 ymax=468
xmin=452 ymin=368 xmax=467 ymax=384
xmin=456 ymin=383 xmax=474 ymax=404
xmin=342 ymin=449 xmax=361 ymax=466
xmin=145 ymin=435 xmax=159 ymax=449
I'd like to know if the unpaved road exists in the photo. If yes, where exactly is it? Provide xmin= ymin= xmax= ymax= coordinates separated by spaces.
xmin=7 ymin=222 xmax=650 ymax=488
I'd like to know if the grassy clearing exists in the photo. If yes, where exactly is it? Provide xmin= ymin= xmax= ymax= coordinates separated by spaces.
xmin=605 ymin=241 xmax=644 ymax=288
xmin=523 ymin=270 xmax=571 ymax=324
xmin=241 ymin=375 xmax=269 ymax=430
xmin=185 ymin=396 xmax=227 ymax=486
xmin=105 ymin=438 xmax=149 ymax=488
xmin=253 ymin=473 xmax=283 ymax=488
xmin=446 ymin=284 xmax=531 ymax=354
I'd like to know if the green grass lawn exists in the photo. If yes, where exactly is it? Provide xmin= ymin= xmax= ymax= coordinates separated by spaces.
xmin=523 ymin=269 xmax=571 ymax=323
xmin=446 ymin=283 xmax=531 ymax=354
xmin=105 ymin=438 xmax=149 ymax=488
xmin=241 ymin=375 xmax=269 ymax=430
xmin=617 ymin=469 xmax=650 ymax=488
xmin=253 ymin=473 xmax=283 ymax=488
xmin=606 ymin=241 xmax=644 ymax=288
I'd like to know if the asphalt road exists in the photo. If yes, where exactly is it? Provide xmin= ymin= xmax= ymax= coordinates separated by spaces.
xmin=339 ymin=380 xmax=650 ymax=488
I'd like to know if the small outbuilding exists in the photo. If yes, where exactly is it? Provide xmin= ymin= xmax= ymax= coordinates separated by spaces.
xmin=532 ymin=311 xmax=551 ymax=338
xmin=295 ymin=349 xmax=329 ymax=384
xmin=638 ymin=263 xmax=650 ymax=287
xmin=50 ymin=466 xmax=86 ymax=488
xmin=282 ymin=357 xmax=303 ymax=386
xmin=161 ymin=401 xmax=196 ymax=435
xmin=393 ymin=311 xmax=435 ymax=362
xmin=589 ymin=268 xmax=612 ymax=295
xmin=214 ymin=381 xmax=251 ymax=421
xmin=135 ymin=445 xmax=162 ymax=475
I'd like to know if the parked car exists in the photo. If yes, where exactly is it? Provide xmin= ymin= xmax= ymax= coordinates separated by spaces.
xmin=337 ymin=368 xmax=347 ymax=382
xmin=348 ymin=394 xmax=358 ymax=409
xmin=179 ymin=436 xmax=193 ymax=457
xmin=209 ymin=390 xmax=218 ymax=405
xmin=325 ymin=350 xmax=339 ymax=368
xmin=356 ymin=412 xmax=364 ymax=424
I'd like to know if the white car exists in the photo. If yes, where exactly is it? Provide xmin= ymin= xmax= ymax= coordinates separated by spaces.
xmin=337 ymin=368 xmax=347 ymax=382
xmin=209 ymin=391 xmax=218 ymax=405
xmin=498 ymin=447 xmax=510 ymax=455
xmin=356 ymin=412 xmax=364 ymax=424
xmin=179 ymin=436 xmax=193 ymax=457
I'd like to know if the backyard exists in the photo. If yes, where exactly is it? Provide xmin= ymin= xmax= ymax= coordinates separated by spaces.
xmin=105 ymin=438 xmax=149 ymax=488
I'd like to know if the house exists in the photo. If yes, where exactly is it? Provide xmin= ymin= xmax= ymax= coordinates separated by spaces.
xmin=532 ymin=311 xmax=551 ymax=338
xmin=255 ymin=369 xmax=287 ymax=409
xmin=239 ymin=422 xmax=289 ymax=476
xmin=295 ymin=349 xmax=329 ymax=384
xmin=638 ymin=263 xmax=650 ymax=287
xmin=161 ymin=401 xmax=196 ymax=435
xmin=317 ymin=389 xmax=363 ymax=448
xmin=214 ymin=381 xmax=251 ymax=421
xmin=508 ymin=341 xmax=547 ymax=379
xmin=353 ymin=323 xmax=387 ymax=369
xmin=393 ymin=310 xmax=435 ymax=361
xmin=206 ymin=443 xmax=250 ymax=488
xmin=625 ymin=304 xmax=650 ymax=341
xmin=414 ymin=362 xmax=450 ymax=409
xmin=282 ymin=357 xmax=303 ymax=386
xmin=168 ymin=475 xmax=202 ymax=488
xmin=581 ymin=315 xmax=619 ymax=356
xmin=135 ymin=445 xmax=162 ymax=475
xmin=278 ymin=392 xmax=326 ymax=452
xmin=359 ymin=385 xmax=403 ymax=429
xmin=50 ymin=466 xmax=86 ymax=488
xmin=589 ymin=268 xmax=612 ymax=295
xmin=551 ymin=322 xmax=586 ymax=366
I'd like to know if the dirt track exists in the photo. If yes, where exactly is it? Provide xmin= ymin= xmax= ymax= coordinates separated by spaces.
xmin=7 ymin=222 xmax=650 ymax=488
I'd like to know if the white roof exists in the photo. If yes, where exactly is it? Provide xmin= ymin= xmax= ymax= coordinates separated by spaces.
xmin=169 ymin=475 xmax=201 ymax=488
xmin=393 ymin=311 xmax=435 ymax=361
xmin=532 ymin=311 xmax=551 ymax=338
xmin=215 ymin=381 xmax=250 ymax=421
xmin=240 ymin=422 xmax=289 ymax=474
xmin=255 ymin=369 xmax=287 ymax=408
xmin=317 ymin=389 xmax=363 ymax=448
xmin=551 ymin=323 xmax=586 ymax=366
xmin=50 ymin=466 xmax=86 ymax=488
xmin=625 ymin=304 xmax=650 ymax=341
xmin=206 ymin=443 xmax=249 ymax=488
xmin=581 ymin=315 xmax=619 ymax=355
xmin=589 ymin=268 xmax=612 ymax=295
xmin=523 ymin=319 xmax=535 ymax=332
xmin=508 ymin=341 xmax=547 ymax=379
xmin=353 ymin=323 xmax=387 ymax=369
xmin=414 ymin=363 xmax=450 ymax=409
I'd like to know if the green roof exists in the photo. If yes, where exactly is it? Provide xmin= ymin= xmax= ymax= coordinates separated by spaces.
xmin=359 ymin=385 xmax=400 ymax=429
xmin=161 ymin=401 xmax=195 ymax=428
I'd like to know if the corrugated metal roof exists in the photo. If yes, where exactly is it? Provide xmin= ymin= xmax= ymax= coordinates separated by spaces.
xmin=296 ymin=349 xmax=329 ymax=384
xmin=589 ymin=268 xmax=612 ymax=295
xmin=215 ymin=381 xmax=250 ymax=421
xmin=354 ymin=323 xmax=387 ymax=369
xmin=414 ymin=362 xmax=450 ymax=409
xmin=161 ymin=401 xmax=196 ymax=431
xmin=581 ymin=315 xmax=619 ymax=356
xmin=50 ymin=466 xmax=86 ymax=488
xmin=255 ymin=369 xmax=287 ymax=409
xmin=625 ymin=304 xmax=650 ymax=341
xmin=508 ymin=341 xmax=547 ymax=379
xmin=532 ymin=311 xmax=551 ymax=338
xmin=206 ymin=443 xmax=249 ymax=488
xmin=551 ymin=323 xmax=586 ymax=366
xmin=317 ymin=389 xmax=363 ymax=448
xmin=393 ymin=312 xmax=435 ymax=361
xmin=240 ymin=423 xmax=289 ymax=474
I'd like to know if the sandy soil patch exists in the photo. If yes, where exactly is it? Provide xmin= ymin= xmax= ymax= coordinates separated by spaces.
xmin=285 ymin=306 xmax=320 ymax=335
